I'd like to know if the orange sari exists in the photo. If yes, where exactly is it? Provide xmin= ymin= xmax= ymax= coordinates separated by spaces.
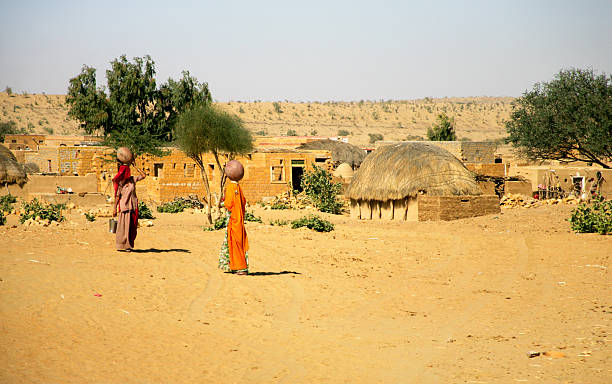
xmin=223 ymin=181 xmax=249 ymax=271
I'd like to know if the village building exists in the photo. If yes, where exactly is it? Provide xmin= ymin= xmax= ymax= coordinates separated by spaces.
xmin=345 ymin=142 xmax=500 ymax=221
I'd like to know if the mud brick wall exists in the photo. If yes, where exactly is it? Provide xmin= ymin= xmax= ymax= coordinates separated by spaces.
xmin=505 ymin=180 xmax=532 ymax=196
xmin=58 ymin=146 xmax=100 ymax=175
xmin=68 ymin=146 xmax=332 ymax=203
xmin=467 ymin=163 xmax=508 ymax=177
xmin=418 ymin=195 xmax=500 ymax=221
xmin=24 ymin=148 xmax=59 ymax=173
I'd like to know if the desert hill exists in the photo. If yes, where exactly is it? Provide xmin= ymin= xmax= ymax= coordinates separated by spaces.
xmin=1 ymin=92 xmax=514 ymax=147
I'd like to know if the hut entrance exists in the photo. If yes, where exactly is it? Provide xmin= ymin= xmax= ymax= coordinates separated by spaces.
xmin=291 ymin=160 xmax=305 ymax=192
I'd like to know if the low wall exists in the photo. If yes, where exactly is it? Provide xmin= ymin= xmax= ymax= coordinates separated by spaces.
xmin=504 ymin=180 xmax=532 ymax=196
xmin=350 ymin=194 xmax=500 ymax=222
xmin=0 ymin=174 xmax=98 ymax=199
xmin=417 ymin=195 xmax=500 ymax=221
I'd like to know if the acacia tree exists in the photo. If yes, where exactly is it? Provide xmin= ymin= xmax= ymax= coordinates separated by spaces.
xmin=66 ymin=55 xmax=211 ymax=157
xmin=174 ymin=103 xmax=253 ymax=222
xmin=427 ymin=113 xmax=457 ymax=141
xmin=506 ymin=68 xmax=612 ymax=168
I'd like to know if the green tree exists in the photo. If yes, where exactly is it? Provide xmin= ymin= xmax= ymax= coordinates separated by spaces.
xmin=506 ymin=68 xmax=612 ymax=168
xmin=66 ymin=55 xmax=211 ymax=157
xmin=301 ymin=164 xmax=343 ymax=214
xmin=427 ymin=113 xmax=456 ymax=141
xmin=174 ymin=103 xmax=253 ymax=222
xmin=0 ymin=120 xmax=20 ymax=141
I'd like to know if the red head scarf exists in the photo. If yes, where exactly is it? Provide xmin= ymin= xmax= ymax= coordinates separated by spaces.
xmin=112 ymin=165 xmax=131 ymax=197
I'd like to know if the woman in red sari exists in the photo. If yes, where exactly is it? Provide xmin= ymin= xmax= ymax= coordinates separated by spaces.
xmin=112 ymin=163 xmax=146 ymax=251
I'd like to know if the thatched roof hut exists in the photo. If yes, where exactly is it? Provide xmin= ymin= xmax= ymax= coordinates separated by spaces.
xmin=345 ymin=142 xmax=482 ymax=202
xmin=0 ymin=145 xmax=27 ymax=187
xmin=297 ymin=139 xmax=367 ymax=168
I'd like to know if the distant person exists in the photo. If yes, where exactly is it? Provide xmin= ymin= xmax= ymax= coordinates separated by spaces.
xmin=218 ymin=160 xmax=249 ymax=275
xmin=112 ymin=163 xmax=146 ymax=252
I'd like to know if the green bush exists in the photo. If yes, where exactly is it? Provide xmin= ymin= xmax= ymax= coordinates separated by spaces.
xmin=301 ymin=164 xmax=343 ymax=214
xmin=84 ymin=212 xmax=96 ymax=222
xmin=270 ymin=219 xmax=289 ymax=226
xmin=286 ymin=129 xmax=298 ymax=136
xmin=368 ymin=133 xmax=383 ymax=143
xmin=337 ymin=129 xmax=350 ymax=136
xmin=157 ymin=200 xmax=188 ymax=213
xmin=20 ymin=199 xmax=65 ymax=223
xmin=270 ymin=202 xmax=290 ymax=210
xmin=0 ymin=195 xmax=17 ymax=213
xmin=569 ymin=197 xmax=612 ymax=235
xmin=291 ymin=215 xmax=334 ymax=232
xmin=273 ymin=102 xmax=283 ymax=113
xmin=245 ymin=211 xmax=263 ymax=223
xmin=138 ymin=202 xmax=155 ymax=219
xmin=0 ymin=211 xmax=5 ymax=226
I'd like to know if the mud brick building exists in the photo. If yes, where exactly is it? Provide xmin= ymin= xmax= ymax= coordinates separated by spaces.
xmin=82 ymin=147 xmax=333 ymax=203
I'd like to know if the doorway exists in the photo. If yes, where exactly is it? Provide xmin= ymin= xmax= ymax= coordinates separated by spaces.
xmin=291 ymin=160 xmax=305 ymax=192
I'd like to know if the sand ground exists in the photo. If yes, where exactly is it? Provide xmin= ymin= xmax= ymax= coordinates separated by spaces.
xmin=1 ymin=205 xmax=610 ymax=383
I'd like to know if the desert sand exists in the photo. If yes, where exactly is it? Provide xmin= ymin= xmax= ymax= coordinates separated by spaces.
xmin=1 ymin=204 xmax=610 ymax=383
xmin=1 ymin=93 xmax=513 ymax=146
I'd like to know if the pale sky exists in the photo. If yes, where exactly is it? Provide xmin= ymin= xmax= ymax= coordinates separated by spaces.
xmin=1 ymin=0 xmax=611 ymax=101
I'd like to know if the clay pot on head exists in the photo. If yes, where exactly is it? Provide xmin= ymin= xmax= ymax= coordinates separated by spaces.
xmin=225 ymin=160 xmax=244 ymax=181
xmin=117 ymin=147 xmax=134 ymax=165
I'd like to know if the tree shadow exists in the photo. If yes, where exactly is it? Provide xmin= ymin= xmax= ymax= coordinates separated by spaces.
xmin=131 ymin=248 xmax=191 ymax=253
xmin=247 ymin=271 xmax=301 ymax=276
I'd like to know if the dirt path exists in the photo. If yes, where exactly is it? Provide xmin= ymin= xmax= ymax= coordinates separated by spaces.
xmin=1 ymin=205 xmax=610 ymax=383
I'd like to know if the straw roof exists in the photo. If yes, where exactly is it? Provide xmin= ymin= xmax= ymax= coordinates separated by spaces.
xmin=345 ymin=142 xmax=481 ymax=201
xmin=297 ymin=139 xmax=367 ymax=168
xmin=0 ymin=145 xmax=27 ymax=186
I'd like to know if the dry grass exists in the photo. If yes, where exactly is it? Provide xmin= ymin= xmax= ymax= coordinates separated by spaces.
xmin=345 ymin=142 xmax=482 ymax=201
xmin=1 ymin=93 xmax=513 ymax=146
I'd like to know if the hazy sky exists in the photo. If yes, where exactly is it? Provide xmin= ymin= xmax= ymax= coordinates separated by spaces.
xmin=1 ymin=0 xmax=611 ymax=101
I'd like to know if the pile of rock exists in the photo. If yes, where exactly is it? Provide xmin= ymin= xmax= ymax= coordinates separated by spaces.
xmin=500 ymin=194 xmax=582 ymax=208
xmin=22 ymin=217 xmax=61 ymax=227
xmin=260 ymin=191 xmax=315 ymax=210
xmin=78 ymin=206 xmax=114 ymax=218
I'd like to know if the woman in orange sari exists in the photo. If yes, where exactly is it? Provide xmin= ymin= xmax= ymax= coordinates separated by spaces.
xmin=218 ymin=160 xmax=249 ymax=275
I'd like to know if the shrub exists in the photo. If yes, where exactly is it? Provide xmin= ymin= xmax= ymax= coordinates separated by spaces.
xmin=286 ymin=129 xmax=298 ymax=136
xmin=273 ymin=102 xmax=283 ymax=113
xmin=301 ymin=165 xmax=343 ymax=214
xmin=337 ymin=129 xmax=350 ymax=136
xmin=84 ymin=212 xmax=96 ymax=222
xmin=0 ymin=211 xmax=5 ymax=225
xmin=569 ymin=197 xmax=612 ymax=235
xmin=270 ymin=219 xmax=289 ymax=226
xmin=270 ymin=202 xmax=290 ymax=210
xmin=138 ymin=202 xmax=155 ymax=219
xmin=245 ymin=211 xmax=263 ymax=223
xmin=157 ymin=200 xmax=188 ymax=213
xmin=291 ymin=215 xmax=334 ymax=232
xmin=20 ymin=199 xmax=65 ymax=223
xmin=0 ymin=195 xmax=17 ymax=213
xmin=368 ymin=133 xmax=383 ymax=143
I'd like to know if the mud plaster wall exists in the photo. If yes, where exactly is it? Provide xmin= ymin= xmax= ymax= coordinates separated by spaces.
xmin=350 ymin=195 xmax=499 ymax=222
xmin=80 ymin=148 xmax=332 ymax=203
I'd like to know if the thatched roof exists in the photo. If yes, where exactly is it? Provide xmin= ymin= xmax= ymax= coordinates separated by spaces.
xmin=0 ymin=145 xmax=27 ymax=186
xmin=297 ymin=139 xmax=367 ymax=168
xmin=345 ymin=142 xmax=481 ymax=201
